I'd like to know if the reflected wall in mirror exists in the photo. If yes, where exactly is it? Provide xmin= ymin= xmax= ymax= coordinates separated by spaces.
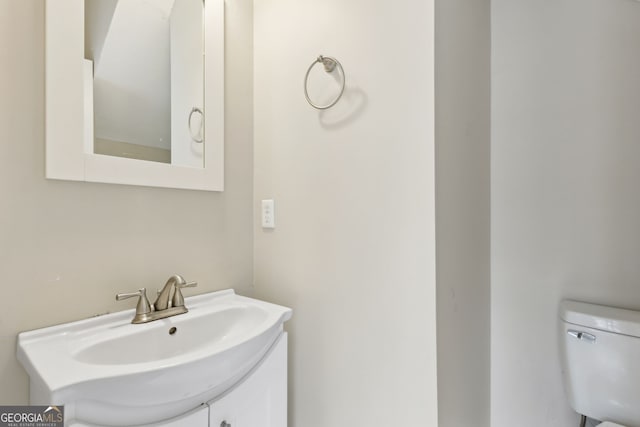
xmin=84 ymin=0 xmax=204 ymax=167
xmin=45 ymin=0 xmax=223 ymax=191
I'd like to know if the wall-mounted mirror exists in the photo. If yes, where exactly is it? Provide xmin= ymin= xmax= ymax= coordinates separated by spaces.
xmin=45 ymin=0 xmax=223 ymax=191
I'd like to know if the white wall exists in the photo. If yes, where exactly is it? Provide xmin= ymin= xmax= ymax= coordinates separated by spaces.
xmin=491 ymin=0 xmax=640 ymax=425
xmin=253 ymin=0 xmax=437 ymax=426
xmin=435 ymin=0 xmax=491 ymax=426
xmin=0 ymin=0 xmax=253 ymax=404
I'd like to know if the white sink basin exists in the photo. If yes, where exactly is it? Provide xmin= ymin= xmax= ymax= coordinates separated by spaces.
xmin=17 ymin=290 xmax=292 ymax=426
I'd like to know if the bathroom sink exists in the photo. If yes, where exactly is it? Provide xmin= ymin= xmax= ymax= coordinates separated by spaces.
xmin=17 ymin=289 xmax=292 ymax=426
xmin=73 ymin=304 xmax=270 ymax=366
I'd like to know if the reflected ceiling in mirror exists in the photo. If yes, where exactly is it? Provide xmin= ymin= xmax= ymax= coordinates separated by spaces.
xmin=84 ymin=0 xmax=204 ymax=167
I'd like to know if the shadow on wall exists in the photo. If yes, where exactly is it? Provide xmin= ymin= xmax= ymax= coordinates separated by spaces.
xmin=318 ymin=87 xmax=368 ymax=130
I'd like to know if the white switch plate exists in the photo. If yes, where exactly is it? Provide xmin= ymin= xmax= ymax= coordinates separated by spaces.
xmin=261 ymin=199 xmax=275 ymax=229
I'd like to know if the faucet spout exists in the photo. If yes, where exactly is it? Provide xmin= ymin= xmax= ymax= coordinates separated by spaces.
xmin=154 ymin=274 xmax=186 ymax=311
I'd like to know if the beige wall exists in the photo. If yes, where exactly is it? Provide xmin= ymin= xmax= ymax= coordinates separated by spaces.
xmin=435 ymin=0 xmax=491 ymax=425
xmin=0 ymin=0 xmax=253 ymax=404
xmin=491 ymin=0 xmax=640 ymax=425
xmin=253 ymin=0 xmax=438 ymax=425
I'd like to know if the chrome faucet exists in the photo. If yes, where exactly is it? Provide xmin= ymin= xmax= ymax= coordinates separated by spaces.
xmin=116 ymin=274 xmax=198 ymax=324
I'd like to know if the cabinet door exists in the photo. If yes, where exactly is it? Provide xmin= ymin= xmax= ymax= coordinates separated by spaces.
xmin=210 ymin=333 xmax=288 ymax=427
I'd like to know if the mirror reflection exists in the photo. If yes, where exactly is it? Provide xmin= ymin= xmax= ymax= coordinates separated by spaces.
xmin=84 ymin=0 xmax=204 ymax=167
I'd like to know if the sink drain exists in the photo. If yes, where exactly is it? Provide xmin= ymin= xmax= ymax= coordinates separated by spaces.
xmin=168 ymin=327 xmax=177 ymax=335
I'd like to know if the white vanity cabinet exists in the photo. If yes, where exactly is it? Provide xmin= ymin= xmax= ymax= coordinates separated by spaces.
xmin=19 ymin=289 xmax=291 ymax=427
xmin=209 ymin=333 xmax=288 ymax=427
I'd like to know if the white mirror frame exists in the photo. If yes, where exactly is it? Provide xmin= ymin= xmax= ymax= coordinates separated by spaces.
xmin=45 ymin=0 xmax=224 ymax=191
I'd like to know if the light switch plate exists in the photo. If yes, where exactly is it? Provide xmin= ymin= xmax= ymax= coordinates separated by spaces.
xmin=261 ymin=199 xmax=275 ymax=229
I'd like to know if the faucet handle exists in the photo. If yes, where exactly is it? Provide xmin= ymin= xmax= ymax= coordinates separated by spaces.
xmin=116 ymin=288 xmax=152 ymax=316
xmin=172 ymin=281 xmax=198 ymax=308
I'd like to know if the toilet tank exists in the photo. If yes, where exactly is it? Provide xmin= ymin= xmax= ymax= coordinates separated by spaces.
xmin=560 ymin=300 xmax=640 ymax=426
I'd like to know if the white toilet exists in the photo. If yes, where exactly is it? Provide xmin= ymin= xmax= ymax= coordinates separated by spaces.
xmin=560 ymin=300 xmax=640 ymax=427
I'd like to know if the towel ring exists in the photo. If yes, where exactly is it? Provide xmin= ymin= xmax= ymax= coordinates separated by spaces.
xmin=304 ymin=55 xmax=345 ymax=110
xmin=188 ymin=107 xmax=204 ymax=143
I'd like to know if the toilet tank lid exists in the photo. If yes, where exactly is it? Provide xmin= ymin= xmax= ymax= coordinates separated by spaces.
xmin=560 ymin=300 xmax=640 ymax=338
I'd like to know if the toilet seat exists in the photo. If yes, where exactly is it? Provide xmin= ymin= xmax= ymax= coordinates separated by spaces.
xmin=599 ymin=422 xmax=627 ymax=427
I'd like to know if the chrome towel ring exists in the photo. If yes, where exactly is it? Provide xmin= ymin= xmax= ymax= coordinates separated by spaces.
xmin=188 ymin=107 xmax=204 ymax=143
xmin=304 ymin=55 xmax=345 ymax=110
